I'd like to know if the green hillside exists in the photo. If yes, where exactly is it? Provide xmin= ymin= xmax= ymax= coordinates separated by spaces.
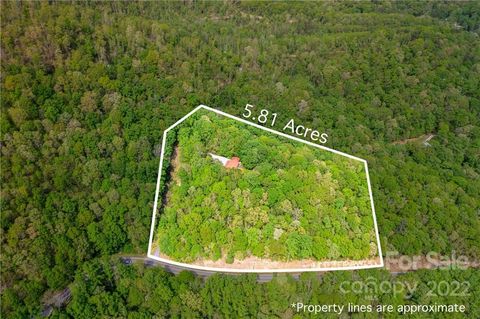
xmin=155 ymin=110 xmax=377 ymax=263
xmin=1 ymin=1 xmax=479 ymax=317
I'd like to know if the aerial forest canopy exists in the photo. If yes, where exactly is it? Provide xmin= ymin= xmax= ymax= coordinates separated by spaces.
xmin=1 ymin=1 xmax=479 ymax=317
xmin=155 ymin=110 xmax=378 ymax=263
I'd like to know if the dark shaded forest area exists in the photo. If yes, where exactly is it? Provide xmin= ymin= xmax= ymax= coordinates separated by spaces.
xmin=1 ymin=1 xmax=479 ymax=317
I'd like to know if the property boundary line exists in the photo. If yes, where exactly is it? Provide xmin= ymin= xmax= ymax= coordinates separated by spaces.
xmin=147 ymin=105 xmax=384 ymax=273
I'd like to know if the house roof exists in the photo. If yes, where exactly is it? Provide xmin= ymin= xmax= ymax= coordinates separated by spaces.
xmin=209 ymin=153 xmax=241 ymax=169
xmin=225 ymin=156 xmax=240 ymax=169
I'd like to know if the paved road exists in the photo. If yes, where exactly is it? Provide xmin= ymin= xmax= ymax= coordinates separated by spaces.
xmin=121 ymin=256 xmax=305 ymax=282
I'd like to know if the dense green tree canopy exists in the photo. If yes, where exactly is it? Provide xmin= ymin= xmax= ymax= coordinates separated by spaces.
xmin=1 ymin=1 xmax=479 ymax=317
xmin=155 ymin=110 xmax=377 ymax=263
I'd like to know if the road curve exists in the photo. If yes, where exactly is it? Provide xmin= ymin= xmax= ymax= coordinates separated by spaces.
xmin=122 ymin=256 xmax=305 ymax=282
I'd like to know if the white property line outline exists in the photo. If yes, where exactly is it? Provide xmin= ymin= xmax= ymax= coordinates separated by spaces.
xmin=147 ymin=104 xmax=384 ymax=273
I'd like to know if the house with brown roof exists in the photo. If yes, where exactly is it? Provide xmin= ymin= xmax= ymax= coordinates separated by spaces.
xmin=209 ymin=153 xmax=241 ymax=169
xmin=225 ymin=157 xmax=240 ymax=169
